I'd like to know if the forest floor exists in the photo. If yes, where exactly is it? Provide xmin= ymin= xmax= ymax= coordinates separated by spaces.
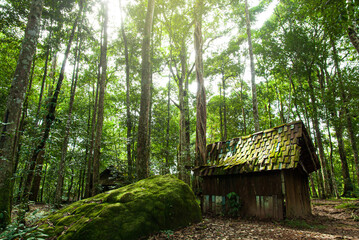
xmin=149 ymin=199 xmax=359 ymax=240
xmin=13 ymin=199 xmax=359 ymax=239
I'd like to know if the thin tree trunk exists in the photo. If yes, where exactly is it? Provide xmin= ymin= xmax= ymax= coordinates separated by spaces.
xmin=120 ymin=0 xmax=133 ymax=182
xmin=92 ymin=1 xmax=108 ymax=195
xmin=330 ymin=36 xmax=359 ymax=188
xmin=36 ymin=41 xmax=51 ymax=119
xmin=265 ymin=77 xmax=272 ymax=128
xmin=40 ymin=159 xmax=47 ymax=202
xmin=307 ymin=75 xmax=331 ymax=198
xmin=54 ymin=28 xmax=82 ymax=205
xmin=222 ymin=73 xmax=227 ymax=140
xmin=241 ymin=79 xmax=246 ymax=135
xmin=309 ymin=174 xmax=318 ymax=198
xmin=334 ymin=116 xmax=354 ymax=196
xmin=348 ymin=26 xmax=359 ymax=54
xmin=0 ymin=0 xmax=43 ymax=227
xmin=136 ymin=0 xmax=155 ymax=180
xmin=219 ymin=86 xmax=223 ymax=140
xmin=244 ymin=0 xmax=259 ymax=132
xmin=85 ymin=63 xmax=100 ymax=198
xmin=177 ymin=41 xmax=190 ymax=185
xmin=67 ymin=168 xmax=74 ymax=203
xmin=22 ymin=1 xmax=82 ymax=206
xmin=164 ymin=75 xmax=171 ymax=174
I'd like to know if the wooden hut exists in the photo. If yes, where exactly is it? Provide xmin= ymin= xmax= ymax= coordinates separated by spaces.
xmin=194 ymin=121 xmax=320 ymax=219
xmin=99 ymin=165 xmax=125 ymax=192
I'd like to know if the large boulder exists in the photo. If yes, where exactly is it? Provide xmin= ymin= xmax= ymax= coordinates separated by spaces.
xmin=37 ymin=175 xmax=201 ymax=240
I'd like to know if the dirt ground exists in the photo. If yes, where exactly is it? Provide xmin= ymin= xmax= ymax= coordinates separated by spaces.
xmin=149 ymin=199 xmax=359 ymax=240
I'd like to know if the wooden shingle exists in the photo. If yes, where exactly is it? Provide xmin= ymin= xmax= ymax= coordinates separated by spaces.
xmin=198 ymin=121 xmax=320 ymax=176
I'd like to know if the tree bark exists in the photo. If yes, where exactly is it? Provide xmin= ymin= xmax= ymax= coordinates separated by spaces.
xmin=136 ymin=0 xmax=155 ymax=180
xmin=22 ymin=1 xmax=82 ymax=205
xmin=164 ymin=75 xmax=171 ymax=174
xmin=307 ymin=75 xmax=331 ymax=198
xmin=194 ymin=0 xmax=206 ymax=167
xmin=0 ymin=0 xmax=43 ymax=227
xmin=85 ymin=61 xmax=100 ymax=198
xmin=348 ymin=26 xmax=359 ymax=54
xmin=330 ymin=36 xmax=359 ymax=189
xmin=120 ymin=0 xmax=133 ymax=182
xmin=222 ymin=72 xmax=227 ymax=140
xmin=177 ymin=41 xmax=191 ymax=185
xmin=92 ymin=1 xmax=108 ymax=195
xmin=54 ymin=28 xmax=82 ymax=205
xmin=244 ymin=0 xmax=259 ymax=132
xmin=241 ymin=79 xmax=246 ymax=135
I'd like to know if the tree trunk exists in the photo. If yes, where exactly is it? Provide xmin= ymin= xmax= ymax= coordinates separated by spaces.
xmin=241 ymin=79 xmax=246 ymax=135
xmin=40 ymin=159 xmax=47 ymax=202
xmin=309 ymin=174 xmax=318 ymax=198
xmin=348 ymin=26 xmax=359 ymax=54
xmin=0 ymin=0 xmax=43 ymax=227
xmin=334 ymin=117 xmax=354 ymax=196
xmin=177 ymin=41 xmax=191 ymax=185
xmin=222 ymin=73 xmax=227 ymax=140
xmin=194 ymin=0 xmax=206 ymax=167
xmin=330 ymin=36 xmax=359 ymax=188
xmin=244 ymin=0 xmax=259 ymax=132
xmin=307 ymin=74 xmax=331 ymax=198
xmin=136 ymin=0 xmax=155 ymax=180
xmin=36 ymin=37 xmax=52 ymax=120
xmin=164 ymin=75 xmax=171 ymax=174
xmin=54 ymin=29 xmax=82 ymax=205
xmin=92 ymin=1 xmax=108 ymax=195
xmin=219 ymin=86 xmax=223 ymax=140
xmin=22 ymin=1 xmax=82 ymax=206
xmin=120 ymin=1 xmax=133 ymax=182
xmin=85 ymin=63 xmax=100 ymax=198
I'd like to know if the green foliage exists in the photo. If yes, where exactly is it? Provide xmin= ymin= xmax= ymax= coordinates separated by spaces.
xmin=282 ymin=219 xmax=326 ymax=230
xmin=160 ymin=229 xmax=174 ymax=239
xmin=335 ymin=202 xmax=359 ymax=210
xmin=226 ymin=192 xmax=241 ymax=217
xmin=0 ymin=210 xmax=48 ymax=240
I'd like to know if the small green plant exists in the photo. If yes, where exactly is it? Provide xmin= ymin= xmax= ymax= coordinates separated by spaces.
xmin=160 ymin=229 xmax=174 ymax=239
xmin=226 ymin=192 xmax=241 ymax=217
xmin=0 ymin=209 xmax=49 ymax=240
xmin=335 ymin=202 xmax=359 ymax=210
xmin=283 ymin=219 xmax=326 ymax=230
xmin=283 ymin=219 xmax=312 ymax=229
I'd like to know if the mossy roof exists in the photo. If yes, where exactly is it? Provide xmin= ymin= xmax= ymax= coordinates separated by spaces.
xmin=196 ymin=121 xmax=320 ymax=176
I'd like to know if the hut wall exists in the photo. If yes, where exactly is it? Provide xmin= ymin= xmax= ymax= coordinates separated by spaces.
xmin=202 ymin=171 xmax=284 ymax=219
xmin=283 ymin=169 xmax=311 ymax=218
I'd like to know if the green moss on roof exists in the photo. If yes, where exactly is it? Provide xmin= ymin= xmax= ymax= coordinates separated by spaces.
xmin=199 ymin=121 xmax=320 ymax=176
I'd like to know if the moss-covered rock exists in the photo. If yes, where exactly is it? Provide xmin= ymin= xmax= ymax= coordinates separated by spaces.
xmin=37 ymin=175 xmax=201 ymax=240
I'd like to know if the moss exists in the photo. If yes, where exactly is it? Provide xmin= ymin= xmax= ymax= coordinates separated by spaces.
xmin=37 ymin=175 xmax=201 ymax=240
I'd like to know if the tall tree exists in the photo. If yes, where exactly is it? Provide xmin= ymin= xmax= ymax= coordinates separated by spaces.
xmin=0 ymin=0 xmax=44 ymax=227
xmin=120 ymin=0 xmax=133 ymax=182
xmin=22 ymin=0 xmax=83 ymax=205
xmin=54 ymin=25 xmax=83 ymax=205
xmin=136 ymin=0 xmax=155 ymax=180
xmin=92 ymin=0 xmax=108 ymax=195
xmin=244 ymin=0 xmax=259 ymax=132
xmin=194 ymin=0 xmax=206 ymax=167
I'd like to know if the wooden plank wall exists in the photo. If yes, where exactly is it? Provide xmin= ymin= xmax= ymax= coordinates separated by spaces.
xmin=202 ymin=171 xmax=284 ymax=219
xmin=284 ymin=169 xmax=311 ymax=218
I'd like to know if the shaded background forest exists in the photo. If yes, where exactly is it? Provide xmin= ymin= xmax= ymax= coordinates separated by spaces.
xmin=0 ymin=0 xmax=358 ymax=211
